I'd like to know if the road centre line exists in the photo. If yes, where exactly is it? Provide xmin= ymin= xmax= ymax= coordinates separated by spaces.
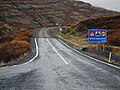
xmin=47 ymin=39 xmax=68 ymax=65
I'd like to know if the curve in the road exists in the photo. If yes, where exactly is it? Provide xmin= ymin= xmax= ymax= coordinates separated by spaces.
xmin=0 ymin=28 xmax=120 ymax=90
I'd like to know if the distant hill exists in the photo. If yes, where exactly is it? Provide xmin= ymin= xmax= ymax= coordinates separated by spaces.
xmin=0 ymin=0 xmax=119 ymax=28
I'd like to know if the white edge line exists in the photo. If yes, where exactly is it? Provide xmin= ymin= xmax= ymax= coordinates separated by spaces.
xmin=0 ymin=38 xmax=39 ymax=69
xmin=22 ymin=38 xmax=39 ymax=65
xmin=47 ymin=39 xmax=68 ymax=65
xmin=59 ymin=39 xmax=120 ymax=69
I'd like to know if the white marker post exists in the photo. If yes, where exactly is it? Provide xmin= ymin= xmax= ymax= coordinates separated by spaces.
xmin=60 ymin=28 xmax=62 ymax=38
xmin=109 ymin=52 xmax=112 ymax=63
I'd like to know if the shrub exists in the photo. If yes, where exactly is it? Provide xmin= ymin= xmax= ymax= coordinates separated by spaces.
xmin=0 ymin=40 xmax=30 ymax=63
xmin=15 ymin=30 xmax=32 ymax=42
xmin=0 ymin=35 xmax=14 ymax=43
xmin=107 ymin=30 xmax=120 ymax=46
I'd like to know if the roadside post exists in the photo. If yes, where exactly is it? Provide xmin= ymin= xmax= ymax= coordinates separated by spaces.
xmin=56 ymin=22 xmax=59 ymax=30
xmin=109 ymin=52 xmax=112 ymax=62
xmin=59 ymin=28 xmax=62 ymax=38
xmin=88 ymin=29 xmax=107 ymax=51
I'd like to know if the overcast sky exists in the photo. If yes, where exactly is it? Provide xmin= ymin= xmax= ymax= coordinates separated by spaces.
xmin=77 ymin=0 xmax=120 ymax=12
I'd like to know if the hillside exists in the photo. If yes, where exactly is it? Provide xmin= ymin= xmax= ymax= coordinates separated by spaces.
xmin=58 ymin=15 xmax=120 ymax=58
xmin=0 ymin=0 xmax=119 ymax=28
xmin=0 ymin=0 xmax=119 ymax=65
xmin=65 ymin=15 xmax=120 ymax=46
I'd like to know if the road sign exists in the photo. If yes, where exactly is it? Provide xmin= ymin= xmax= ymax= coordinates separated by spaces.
xmin=88 ymin=29 xmax=107 ymax=42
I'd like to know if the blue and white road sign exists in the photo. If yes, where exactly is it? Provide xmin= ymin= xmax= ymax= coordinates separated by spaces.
xmin=88 ymin=29 xmax=107 ymax=42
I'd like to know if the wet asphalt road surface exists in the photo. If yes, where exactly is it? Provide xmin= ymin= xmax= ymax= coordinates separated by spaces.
xmin=0 ymin=28 xmax=120 ymax=90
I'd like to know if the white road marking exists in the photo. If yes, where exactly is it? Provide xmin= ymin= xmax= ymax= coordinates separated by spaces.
xmin=47 ymin=39 xmax=68 ymax=65
xmin=23 ymin=38 xmax=39 ymax=65
xmin=0 ymin=38 xmax=39 ymax=69
xmin=59 ymin=39 xmax=120 ymax=69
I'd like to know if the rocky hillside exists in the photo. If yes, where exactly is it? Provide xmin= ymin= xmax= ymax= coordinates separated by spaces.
xmin=0 ymin=0 xmax=119 ymax=28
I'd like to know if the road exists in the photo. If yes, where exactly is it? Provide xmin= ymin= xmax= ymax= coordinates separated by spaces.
xmin=0 ymin=28 xmax=120 ymax=90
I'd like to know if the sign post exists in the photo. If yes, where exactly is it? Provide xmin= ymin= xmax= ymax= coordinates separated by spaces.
xmin=103 ymin=42 xmax=105 ymax=51
xmin=96 ymin=43 xmax=99 ymax=51
xmin=88 ymin=29 xmax=107 ymax=51
xmin=90 ymin=43 xmax=92 ymax=50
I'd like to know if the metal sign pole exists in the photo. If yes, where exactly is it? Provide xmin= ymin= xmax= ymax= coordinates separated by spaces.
xmin=90 ymin=43 xmax=92 ymax=50
xmin=103 ymin=42 xmax=105 ymax=51
xmin=96 ymin=43 xmax=98 ymax=51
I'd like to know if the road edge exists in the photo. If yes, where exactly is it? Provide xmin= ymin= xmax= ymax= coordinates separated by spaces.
xmin=59 ymin=39 xmax=120 ymax=70
xmin=22 ymin=38 xmax=39 ymax=65
xmin=0 ymin=38 xmax=39 ymax=69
